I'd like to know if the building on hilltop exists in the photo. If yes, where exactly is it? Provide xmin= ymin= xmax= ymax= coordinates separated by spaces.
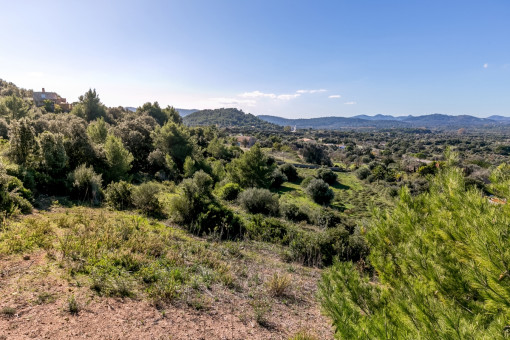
xmin=32 ymin=88 xmax=72 ymax=112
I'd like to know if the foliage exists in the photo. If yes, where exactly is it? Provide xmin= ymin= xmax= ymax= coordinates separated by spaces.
xmin=1 ymin=95 xmax=29 ymax=121
xmin=218 ymin=182 xmax=242 ymax=201
xmin=87 ymin=117 xmax=109 ymax=144
xmin=131 ymin=182 xmax=163 ymax=217
xmin=305 ymin=179 xmax=334 ymax=205
xmin=238 ymin=188 xmax=279 ymax=216
xmin=320 ymin=166 xmax=510 ymax=339
xmin=228 ymin=144 xmax=276 ymax=188
xmin=8 ymin=118 xmax=39 ymax=166
xmin=152 ymin=121 xmax=195 ymax=170
xmin=280 ymin=163 xmax=299 ymax=182
xmin=270 ymin=168 xmax=288 ymax=188
xmin=39 ymin=131 xmax=67 ymax=175
xmin=105 ymin=181 xmax=134 ymax=210
xmin=280 ymin=201 xmax=309 ymax=223
xmin=302 ymin=144 xmax=332 ymax=166
xmin=316 ymin=167 xmax=337 ymax=184
xmin=68 ymin=164 xmax=103 ymax=205
xmin=0 ymin=165 xmax=33 ymax=218
xmin=71 ymin=89 xmax=106 ymax=121
xmin=104 ymin=134 xmax=134 ymax=182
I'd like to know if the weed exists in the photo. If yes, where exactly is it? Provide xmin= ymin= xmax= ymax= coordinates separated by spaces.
xmin=36 ymin=292 xmax=56 ymax=305
xmin=250 ymin=297 xmax=272 ymax=326
xmin=288 ymin=330 xmax=319 ymax=340
xmin=67 ymin=295 xmax=79 ymax=315
xmin=1 ymin=306 xmax=16 ymax=317
xmin=266 ymin=272 xmax=292 ymax=297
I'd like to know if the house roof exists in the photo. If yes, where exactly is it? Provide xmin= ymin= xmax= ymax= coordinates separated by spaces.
xmin=33 ymin=91 xmax=59 ymax=102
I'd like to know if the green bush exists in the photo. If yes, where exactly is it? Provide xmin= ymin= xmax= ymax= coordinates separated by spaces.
xmin=280 ymin=201 xmax=309 ymax=223
xmin=305 ymin=179 xmax=334 ymax=205
xmin=192 ymin=203 xmax=245 ymax=240
xmin=270 ymin=168 xmax=287 ymax=188
xmin=316 ymin=167 xmax=337 ymax=185
xmin=132 ymin=182 xmax=163 ymax=217
xmin=245 ymin=214 xmax=291 ymax=244
xmin=68 ymin=164 xmax=103 ymax=205
xmin=105 ymin=181 xmax=134 ymax=210
xmin=300 ymin=176 xmax=314 ymax=189
xmin=313 ymin=207 xmax=342 ymax=229
xmin=218 ymin=182 xmax=242 ymax=201
xmin=356 ymin=167 xmax=371 ymax=180
xmin=238 ymin=188 xmax=279 ymax=216
xmin=280 ymin=163 xmax=298 ymax=182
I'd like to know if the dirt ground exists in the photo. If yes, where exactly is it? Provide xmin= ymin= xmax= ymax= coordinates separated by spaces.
xmin=0 ymin=250 xmax=334 ymax=340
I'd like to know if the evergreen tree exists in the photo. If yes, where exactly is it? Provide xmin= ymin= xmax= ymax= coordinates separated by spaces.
xmin=8 ymin=118 xmax=39 ymax=166
xmin=71 ymin=89 xmax=106 ymax=121
xmin=227 ymin=144 xmax=276 ymax=188
xmin=104 ymin=134 xmax=133 ymax=182
xmin=319 ymin=162 xmax=510 ymax=339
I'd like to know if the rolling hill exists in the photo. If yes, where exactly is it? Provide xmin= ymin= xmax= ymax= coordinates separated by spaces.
xmin=183 ymin=108 xmax=280 ymax=129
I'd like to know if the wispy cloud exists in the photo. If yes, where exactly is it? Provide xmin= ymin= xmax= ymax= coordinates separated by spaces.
xmin=344 ymin=101 xmax=356 ymax=105
xmin=296 ymin=89 xmax=327 ymax=94
xmin=239 ymin=91 xmax=276 ymax=99
xmin=328 ymin=95 xmax=341 ymax=99
xmin=483 ymin=63 xmax=488 ymax=69
xmin=277 ymin=93 xmax=301 ymax=100
xmin=210 ymin=97 xmax=257 ymax=106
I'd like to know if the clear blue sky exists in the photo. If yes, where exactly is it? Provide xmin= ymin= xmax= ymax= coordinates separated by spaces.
xmin=1 ymin=0 xmax=509 ymax=118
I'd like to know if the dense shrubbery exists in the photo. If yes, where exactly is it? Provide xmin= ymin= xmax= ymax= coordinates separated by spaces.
xmin=217 ymin=182 xmax=242 ymax=201
xmin=105 ymin=181 xmax=134 ymax=210
xmin=279 ymin=163 xmax=298 ymax=182
xmin=238 ymin=188 xmax=279 ymax=216
xmin=316 ymin=167 xmax=337 ymax=185
xmin=305 ymin=179 xmax=334 ymax=205
xmin=131 ymin=182 xmax=163 ymax=217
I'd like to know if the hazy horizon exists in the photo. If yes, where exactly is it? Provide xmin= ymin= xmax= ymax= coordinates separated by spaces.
xmin=1 ymin=1 xmax=509 ymax=118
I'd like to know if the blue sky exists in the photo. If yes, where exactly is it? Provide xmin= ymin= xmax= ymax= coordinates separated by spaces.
xmin=1 ymin=0 xmax=509 ymax=118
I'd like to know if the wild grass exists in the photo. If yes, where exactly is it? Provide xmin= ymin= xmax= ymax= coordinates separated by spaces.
xmin=0 ymin=207 xmax=239 ymax=305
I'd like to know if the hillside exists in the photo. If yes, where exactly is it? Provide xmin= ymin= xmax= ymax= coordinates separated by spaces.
xmin=258 ymin=115 xmax=410 ymax=129
xmin=184 ymin=108 xmax=280 ymax=129
xmin=259 ymin=113 xmax=503 ymax=130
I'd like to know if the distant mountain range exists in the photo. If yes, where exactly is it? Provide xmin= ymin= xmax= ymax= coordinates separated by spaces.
xmin=125 ymin=107 xmax=198 ymax=116
xmin=259 ymin=113 xmax=506 ymax=129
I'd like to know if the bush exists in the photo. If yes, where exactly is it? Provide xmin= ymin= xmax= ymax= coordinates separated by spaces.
xmin=356 ymin=167 xmax=371 ymax=180
xmin=280 ymin=201 xmax=309 ymax=223
xmin=218 ymin=182 xmax=242 ymax=201
xmin=105 ymin=181 xmax=134 ymax=210
xmin=245 ymin=215 xmax=291 ymax=244
xmin=280 ymin=163 xmax=298 ymax=182
xmin=192 ymin=203 xmax=245 ymax=239
xmin=270 ymin=168 xmax=287 ymax=188
xmin=305 ymin=179 xmax=334 ymax=205
xmin=132 ymin=182 xmax=163 ymax=217
xmin=316 ymin=167 xmax=337 ymax=185
xmin=300 ymin=176 xmax=314 ymax=189
xmin=68 ymin=164 xmax=103 ymax=205
xmin=238 ymin=188 xmax=279 ymax=216
xmin=313 ymin=207 xmax=342 ymax=229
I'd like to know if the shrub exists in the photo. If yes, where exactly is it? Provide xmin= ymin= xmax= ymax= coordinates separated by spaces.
xmin=356 ymin=167 xmax=371 ymax=180
xmin=131 ymin=182 xmax=163 ymax=217
xmin=238 ymin=188 xmax=279 ymax=216
xmin=105 ymin=181 xmax=134 ymax=210
xmin=68 ymin=164 xmax=103 ymax=205
xmin=316 ymin=167 xmax=337 ymax=185
xmin=305 ymin=179 xmax=334 ymax=205
xmin=270 ymin=168 xmax=287 ymax=188
xmin=67 ymin=295 xmax=80 ymax=315
xmin=266 ymin=272 xmax=291 ymax=297
xmin=192 ymin=203 xmax=245 ymax=240
xmin=218 ymin=182 xmax=242 ymax=201
xmin=280 ymin=163 xmax=299 ymax=182
xmin=300 ymin=176 xmax=314 ymax=189
xmin=313 ymin=207 xmax=342 ymax=229
xmin=245 ymin=215 xmax=291 ymax=244
xmin=280 ymin=201 xmax=309 ymax=223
